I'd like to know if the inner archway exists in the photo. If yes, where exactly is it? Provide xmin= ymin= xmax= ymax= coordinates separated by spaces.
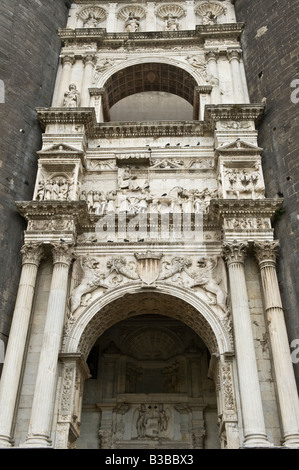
xmin=102 ymin=62 xmax=199 ymax=121
xmin=110 ymin=91 xmax=193 ymax=121
xmin=76 ymin=314 xmax=221 ymax=449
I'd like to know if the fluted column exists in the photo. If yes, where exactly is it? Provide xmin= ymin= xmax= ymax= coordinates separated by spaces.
xmin=205 ymin=50 xmax=221 ymax=104
xmin=81 ymin=54 xmax=96 ymax=107
xmin=0 ymin=243 xmax=44 ymax=447
xmin=227 ymin=49 xmax=244 ymax=103
xmin=222 ymin=241 xmax=271 ymax=447
xmin=58 ymin=55 xmax=75 ymax=107
xmin=23 ymin=243 xmax=74 ymax=448
xmin=254 ymin=241 xmax=299 ymax=447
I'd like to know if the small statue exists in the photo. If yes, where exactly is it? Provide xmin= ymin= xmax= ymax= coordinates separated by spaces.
xmin=165 ymin=14 xmax=179 ymax=31
xmin=202 ymin=10 xmax=217 ymax=25
xmin=63 ymin=83 xmax=80 ymax=108
xmin=84 ymin=12 xmax=98 ymax=28
xmin=125 ymin=13 xmax=139 ymax=32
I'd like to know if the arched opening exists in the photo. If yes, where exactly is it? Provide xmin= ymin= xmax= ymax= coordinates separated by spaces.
xmin=73 ymin=290 xmax=223 ymax=449
xmin=110 ymin=91 xmax=193 ymax=121
xmin=102 ymin=63 xmax=198 ymax=122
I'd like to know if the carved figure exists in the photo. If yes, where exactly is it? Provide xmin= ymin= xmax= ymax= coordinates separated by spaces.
xmin=125 ymin=13 xmax=139 ymax=32
xmin=69 ymin=257 xmax=109 ymax=313
xmin=106 ymin=190 xmax=117 ymax=213
xmin=63 ymin=83 xmax=80 ymax=108
xmin=136 ymin=404 xmax=169 ymax=438
xmin=84 ymin=12 xmax=98 ymax=28
xmin=165 ymin=14 xmax=179 ymax=31
xmin=202 ymin=10 xmax=217 ymax=25
xmin=36 ymin=180 xmax=45 ymax=201
xmin=190 ymin=256 xmax=228 ymax=313
xmin=159 ymin=257 xmax=192 ymax=280
xmin=136 ymin=404 xmax=147 ymax=437
xmin=106 ymin=257 xmax=139 ymax=281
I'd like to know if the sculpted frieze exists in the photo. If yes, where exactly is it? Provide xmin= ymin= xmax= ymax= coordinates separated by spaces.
xmin=220 ymin=166 xmax=265 ymax=200
xmin=68 ymin=253 xmax=229 ymax=316
xmin=79 ymin=184 xmax=217 ymax=217
xmin=189 ymin=256 xmax=228 ymax=314
xmin=224 ymin=218 xmax=271 ymax=231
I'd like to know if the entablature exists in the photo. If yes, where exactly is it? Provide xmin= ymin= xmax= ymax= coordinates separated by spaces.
xmin=58 ymin=23 xmax=244 ymax=48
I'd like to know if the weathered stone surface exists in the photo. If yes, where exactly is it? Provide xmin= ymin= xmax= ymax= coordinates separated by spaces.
xmin=235 ymin=0 xmax=299 ymax=389
xmin=0 ymin=1 xmax=70 ymax=351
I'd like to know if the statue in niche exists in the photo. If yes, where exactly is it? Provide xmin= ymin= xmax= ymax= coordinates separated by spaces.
xmin=190 ymin=256 xmax=228 ymax=313
xmin=36 ymin=176 xmax=73 ymax=201
xmin=63 ymin=83 xmax=80 ymax=108
xmin=202 ymin=10 xmax=218 ymax=25
xmin=84 ymin=12 xmax=98 ymax=28
xmin=225 ymin=167 xmax=264 ymax=199
xmin=125 ymin=13 xmax=139 ymax=32
xmin=164 ymin=14 xmax=179 ymax=31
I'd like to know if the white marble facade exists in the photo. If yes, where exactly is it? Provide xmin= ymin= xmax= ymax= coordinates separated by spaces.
xmin=0 ymin=0 xmax=299 ymax=450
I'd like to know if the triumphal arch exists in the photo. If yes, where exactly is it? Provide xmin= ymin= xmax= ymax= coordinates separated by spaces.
xmin=0 ymin=0 xmax=299 ymax=449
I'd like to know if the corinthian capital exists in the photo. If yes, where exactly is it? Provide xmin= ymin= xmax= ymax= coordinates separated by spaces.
xmin=227 ymin=49 xmax=242 ymax=62
xmin=253 ymin=241 xmax=279 ymax=265
xmin=222 ymin=240 xmax=248 ymax=265
xmin=52 ymin=242 xmax=75 ymax=267
xmin=61 ymin=55 xmax=75 ymax=67
xmin=21 ymin=243 xmax=44 ymax=266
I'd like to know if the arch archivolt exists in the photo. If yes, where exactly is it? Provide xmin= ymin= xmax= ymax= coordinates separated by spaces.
xmin=94 ymin=55 xmax=208 ymax=93
xmin=62 ymin=281 xmax=234 ymax=359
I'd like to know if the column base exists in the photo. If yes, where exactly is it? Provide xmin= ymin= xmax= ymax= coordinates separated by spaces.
xmin=282 ymin=433 xmax=299 ymax=448
xmin=243 ymin=433 xmax=273 ymax=448
xmin=0 ymin=434 xmax=14 ymax=448
xmin=20 ymin=434 xmax=52 ymax=448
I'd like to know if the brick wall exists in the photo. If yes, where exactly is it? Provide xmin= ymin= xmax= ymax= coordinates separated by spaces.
xmin=235 ymin=0 xmax=299 ymax=388
xmin=0 ymin=1 xmax=70 ymax=358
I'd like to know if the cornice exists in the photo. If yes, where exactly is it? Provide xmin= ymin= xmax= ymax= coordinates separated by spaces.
xmin=208 ymin=198 xmax=284 ymax=223
xmin=58 ymin=23 xmax=244 ymax=47
xmin=36 ymin=107 xmax=97 ymax=130
xmin=16 ymin=201 xmax=91 ymax=225
xmin=205 ymin=104 xmax=265 ymax=126
xmin=92 ymin=120 xmax=206 ymax=138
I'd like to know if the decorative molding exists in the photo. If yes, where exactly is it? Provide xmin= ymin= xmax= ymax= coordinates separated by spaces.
xmin=20 ymin=243 xmax=45 ymax=266
xmin=205 ymin=104 xmax=265 ymax=126
xmin=222 ymin=240 xmax=248 ymax=265
xmin=52 ymin=242 xmax=75 ymax=266
xmin=36 ymin=107 xmax=96 ymax=130
xmin=208 ymin=198 xmax=283 ymax=224
xmin=253 ymin=241 xmax=280 ymax=265
xmin=58 ymin=23 xmax=244 ymax=45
